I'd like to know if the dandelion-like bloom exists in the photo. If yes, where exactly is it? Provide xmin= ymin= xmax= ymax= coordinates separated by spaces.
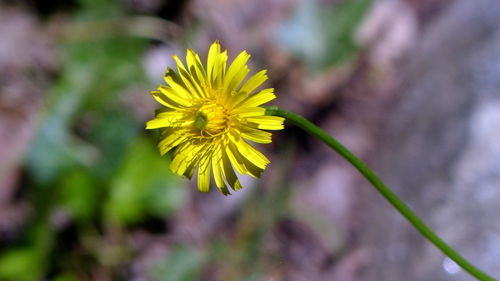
xmin=146 ymin=41 xmax=284 ymax=195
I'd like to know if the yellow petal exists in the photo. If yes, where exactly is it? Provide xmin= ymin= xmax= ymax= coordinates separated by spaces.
xmin=237 ymin=88 xmax=276 ymax=108
xmin=197 ymin=157 xmax=211 ymax=192
xmin=228 ymin=91 xmax=249 ymax=107
xmin=170 ymin=142 xmax=202 ymax=176
xmin=164 ymin=76 xmax=196 ymax=100
xmin=207 ymin=41 xmax=221 ymax=83
xmin=173 ymin=55 xmax=205 ymax=98
xmin=146 ymin=111 xmax=190 ymax=129
xmin=227 ymin=140 xmax=264 ymax=178
xmin=240 ymin=155 xmax=264 ymax=178
xmin=183 ymin=159 xmax=198 ymax=180
xmin=186 ymin=49 xmax=208 ymax=89
xmin=207 ymin=41 xmax=228 ymax=88
xmin=229 ymin=132 xmax=269 ymax=169
xmin=232 ymin=106 xmax=266 ymax=117
xmin=221 ymin=148 xmax=243 ymax=190
xmin=224 ymin=51 xmax=250 ymax=93
xmin=239 ymin=69 xmax=267 ymax=94
xmin=239 ymin=127 xmax=273 ymax=143
xmin=157 ymin=131 xmax=186 ymax=155
xmin=212 ymin=145 xmax=230 ymax=195
xmin=225 ymin=142 xmax=247 ymax=175
xmin=158 ymin=85 xmax=192 ymax=107
xmin=213 ymin=50 xmax=228 ymax=89
xmin=151 ymin=90 xmax=185 ymax=109
xmin=246 ymin=116 xmax=285 ymax=130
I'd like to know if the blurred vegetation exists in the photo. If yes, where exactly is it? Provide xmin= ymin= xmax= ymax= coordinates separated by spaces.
xmin=0 ymin=0 xmax=371 ymax=280
xmin=1 ymin=1 xmax=186 ymax=280
xmin=277 ymin=0 xmax=372 ymax=70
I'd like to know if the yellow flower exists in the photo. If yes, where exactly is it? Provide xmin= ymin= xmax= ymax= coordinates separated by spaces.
xmin=146 ymin=41 xmax=284 ymax=195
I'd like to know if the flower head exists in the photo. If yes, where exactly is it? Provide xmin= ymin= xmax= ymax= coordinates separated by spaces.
xmin=146 ymin=41 xmax=284 ymax=195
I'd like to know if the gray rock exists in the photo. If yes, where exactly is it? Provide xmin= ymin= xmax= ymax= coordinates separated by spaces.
xmin=362 ymin=0 xmax=500 ymax=280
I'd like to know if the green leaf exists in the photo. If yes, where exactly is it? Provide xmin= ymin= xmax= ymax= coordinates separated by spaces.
xmin=59 ymin=168 xmax=97 ymax=222
xmin=0 ymin=248 xmax=43 ymax=281
xmin=26 ymin=38 xmax=147 ymax=185
xmin=322 ymin=0 xmax=373 ymax=66
xmin=89 ymin=110 xmax=139 ymax=179
xmin=150 ymin=246 xmax=204 ymax=281
xmin=51 ymin=273 xmax=79 ymax=281
xmin=276 ymin=0 xmax=373 ymax=69
xmin=105 ymin=137 xmax=186 ymax=224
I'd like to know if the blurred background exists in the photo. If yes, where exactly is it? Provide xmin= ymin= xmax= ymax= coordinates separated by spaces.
xmin=1 ymin=0 xmax=500 ymax=280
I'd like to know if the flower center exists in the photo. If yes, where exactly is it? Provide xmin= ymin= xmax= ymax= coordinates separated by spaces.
xmin=194 ymin=102 xmax=229 ymax=136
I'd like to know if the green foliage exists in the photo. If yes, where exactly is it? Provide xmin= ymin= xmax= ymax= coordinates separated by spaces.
xmin=106 ymin=137 xmax=185 ymax=224
xmin=51 ymin=273 xmax=79 ymax=281
xmin=277 ymin=0 xmax=372 ymax=69
xmin=75 ymin=0 xmax=122 ymax=19
xmin=0 ymin=219 xmax=54 ymax=281
xmin=13 ymin=3 xmax=188 ymax=280
xmin=88 ymin=109 xmax=139 ymax=180
xmin=0 ymin=248 xmax=43 ymax=281
xmin=323 ymin=0 xmax=373 ymax=65
xmin=26 ymin=37 xmax=148 ymax=184
xmin=59 ymin=168 xmax=97 ymax=222
xmin=150 ymin=246 xmax=204 ymax=281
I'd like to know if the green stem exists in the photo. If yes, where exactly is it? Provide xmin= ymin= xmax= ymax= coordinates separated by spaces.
xmin=265 ymin=106 xmax=497 ymax=281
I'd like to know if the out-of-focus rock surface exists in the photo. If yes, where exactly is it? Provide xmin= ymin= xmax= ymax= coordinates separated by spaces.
xmin=0 ymin=6 xmax=53 ymax=236
xmin=361 ymin=0 xmax=500 ymax=280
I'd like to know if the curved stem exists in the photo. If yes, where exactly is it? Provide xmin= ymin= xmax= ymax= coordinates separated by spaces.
xmin=265 ymin=106 xmax=497 ymax=281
